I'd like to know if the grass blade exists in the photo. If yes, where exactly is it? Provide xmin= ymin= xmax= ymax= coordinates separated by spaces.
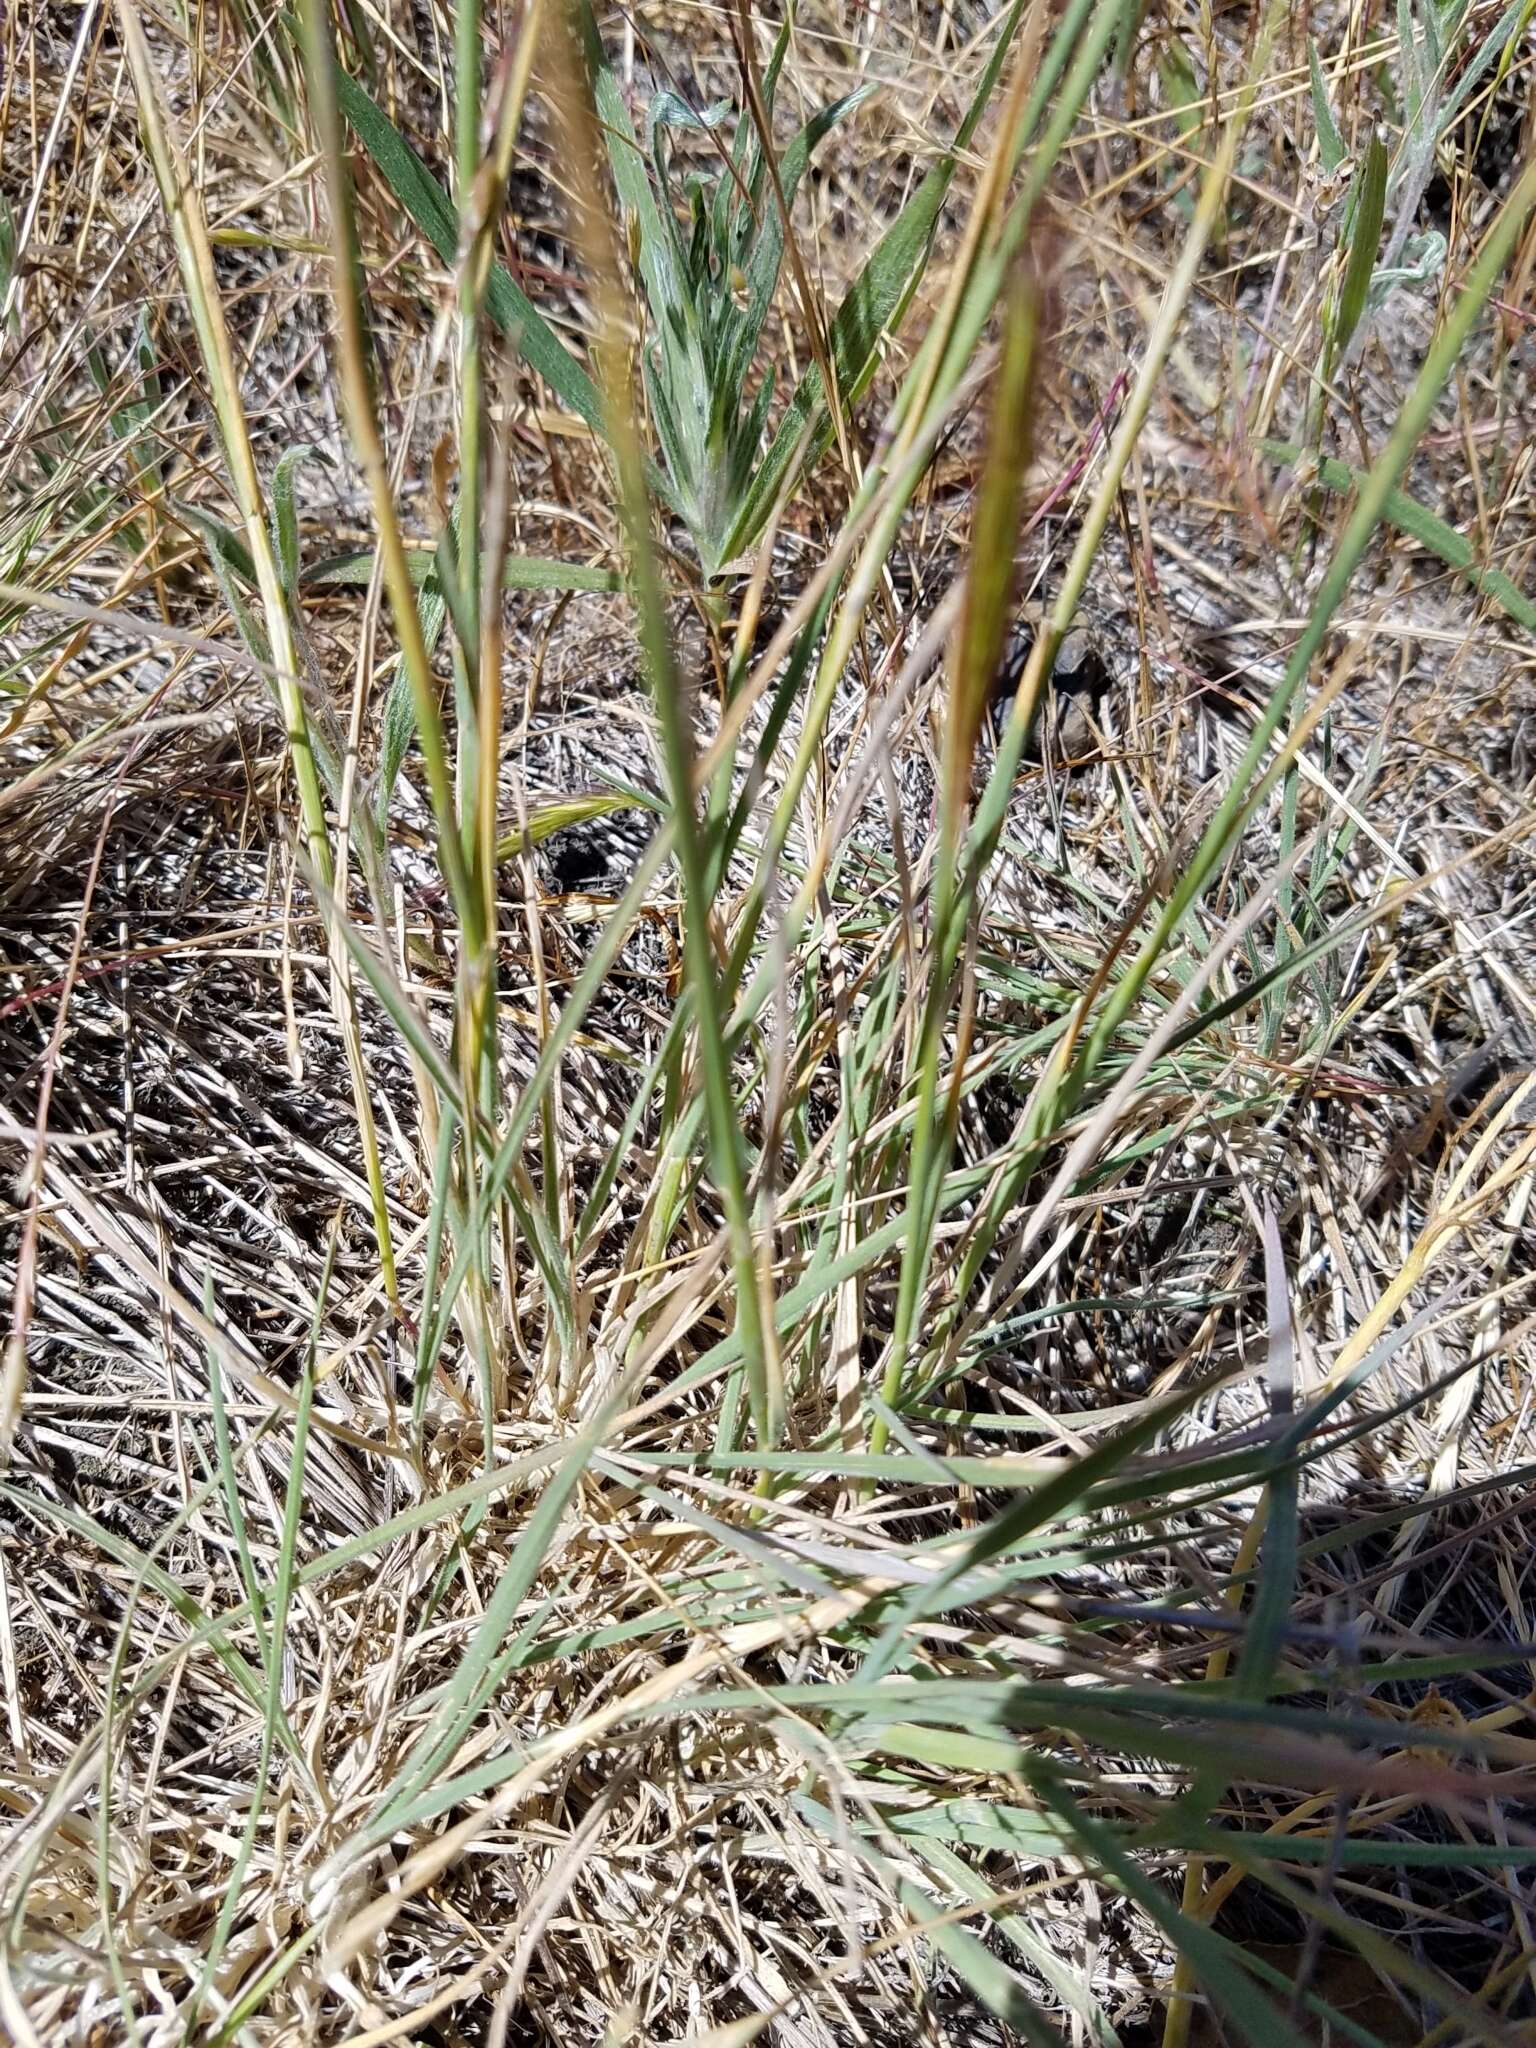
xmin=328 ymin=61 xmax=607 ymax=438
xmin=1262 ymin=438 xmax=1536 ymax=631
xmin=302 ymin=548 xmax=621 ymax=593
xmin=1330 ymin=130 xmax=1387 ymax=364
xmin=1309 ymin=39 xmax=1345 ymax=174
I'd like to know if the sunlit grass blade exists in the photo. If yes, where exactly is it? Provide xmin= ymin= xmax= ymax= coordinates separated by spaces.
xmin=114 ymin=0 xmax=400 ymax=1306
xmin=495 ymin=787 xmax=663 ymax=862
xmin=547 ymin=12 xmax=779 ymax=1448
xmin=1033 ymin=1773 xmax=1317 ymax=2048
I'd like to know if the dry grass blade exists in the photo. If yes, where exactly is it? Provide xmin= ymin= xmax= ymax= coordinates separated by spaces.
xmin=110 ymin=0 xmax=400 ymax=1306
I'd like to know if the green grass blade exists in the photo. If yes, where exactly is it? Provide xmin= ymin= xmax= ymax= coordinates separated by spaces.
xmin=494 ymin=789 xmax=660 ymax=862
xmin=722 ymin=167 xmax=949 ymax=561
xmin=1437 ymin=0 xmax=1531 ymax=132
xmin=720 ymin=0 xmax=1030 ymax=563
xmin=1236 ymin=1209 xmax=1299 ymax=1703
xmin=185 ymin=1226 xmax=332 ymax=2032
xmin=1262 ymin=437 xmax=1536 ymax=630
xmin=327 ymin=61 xmax=609 ymax=438
xmin=1331 ymin=130 xmax=1387 ymax=362
xmin=1031 ymin=1774 xmax=1316 ymax=2048
xmin=1309 ymin=40 xmax=1345 ymax=173
xmin=270 ymin=442 xmax=319 ymax=596
xmin=1066 ymin=150 xmax=1536 ymax=1121
xmin=302 ymin=547 xmax=621 ymax=593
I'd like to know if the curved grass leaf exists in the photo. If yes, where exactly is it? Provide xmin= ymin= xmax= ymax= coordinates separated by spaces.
xmin=1032 ymin=1774 xmax=1320 ymax=2048
xmin=1262 ymin=438 xmax=1536 ymax=632
xmin=1331 ymin=130 xmax=1387 ymax=362
xmin=1309 ymin=39 xmax=1345 ymax=175
xmin=793 ymin=1793 xmax=1084 ymax=2048
xmin=495 ymin=789 xmax=661 ymax=863
xmin=580 ymin=0 xmax=877 ymax=572
xmin=270 ymin=442 xmax=319 ymax=596
xmin=302 ymin=547 xmax=620 ymax=593
xmin=719 ymin=0 xmax=1031 ymax=563
xmin=326 ymin=62 xmax=610 ymax=439
xmin=720 ymin=163 xmax=950 ymax=563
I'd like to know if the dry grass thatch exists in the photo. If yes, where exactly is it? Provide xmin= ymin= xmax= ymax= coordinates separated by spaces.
xmin=3 ymin=0 xmax=1536 ymax=2041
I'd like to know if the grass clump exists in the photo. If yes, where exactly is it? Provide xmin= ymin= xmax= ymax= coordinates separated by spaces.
xmin=3 ymin=0 xmax=1536 ymax=2042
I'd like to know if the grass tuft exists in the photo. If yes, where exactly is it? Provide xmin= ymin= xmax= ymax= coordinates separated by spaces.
xmin=3 ymin=0 xmax=1536 ymax=2040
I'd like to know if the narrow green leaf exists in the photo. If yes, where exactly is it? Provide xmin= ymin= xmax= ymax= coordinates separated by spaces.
xmin=175 ymin=499 xmax=256 ymax=588
xmin=882 ymin=1800 xmax=1536 ymax=1871
xmin=1437 ymin=0 xmax=1530 ymax=133
xmin=202 ymin=1273 xmax=272 ymax=1682
xmin=1032 ymin=1773 xmax=1315 ymax=2048
xmin=1398 ymin=0 xmax=1423 ymax=128
xmin=793 ymin=1795 xmax=1076 ymax=2048
xmin=858 ymin=1380 xmax=1200 ymax=1684
xmin=722 ymin=164 xmax=950 ymax=561
xmin=187 ymin=1229 xmax=331 ymax=2029
xmin=179 ymin=502 xmax=271 ymax=665
xmin=885 ymin=1798 xmax=1089 ymax=1856
xmin=495 ymin=789 xmax=660 ymax=863
xmin=578 ymin=0 xmax=687 ymax=366
xmin=918 ymin=1836 xmax=1123 ymax=2045
xmin=0 ymin=195 xmax=15 ymax=317
xmin=1308 ymin=40 xmax=1345 ymax=173
xmin=356 ymin=1420 xmax=608 ymax=1841
xmin=328 ymin=62 xmax=608 ymax=436
xmin=1236 ymin=1209 xmax=1298 ymax=1706
xmin=377 ymin=613 xmax=442 ymax=821
xmin=270 ymin=443 xmax=319 ymax=597
xmin=1332 ymin=130 xmax=1388 ymax=360
xmin=723 ymin=78 xmax=880 ymax=401
xmin=868 ymin=1722 xmax=1032 ymax=1776
xmin=302 ymin=547 xmax=620 ymax=593
xmin=893 ymin=1883 xmax=1068 ymax=2048
xmin=1159 ymin=38 xmax=1203 ymax=144
xmin=0 ymin=1482 xmax=278 ymax=1739
xmin=646 ymin=89 xmax=733 ymax=145
xmin=1261 ymin=438 xmax=1536 ymax=631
